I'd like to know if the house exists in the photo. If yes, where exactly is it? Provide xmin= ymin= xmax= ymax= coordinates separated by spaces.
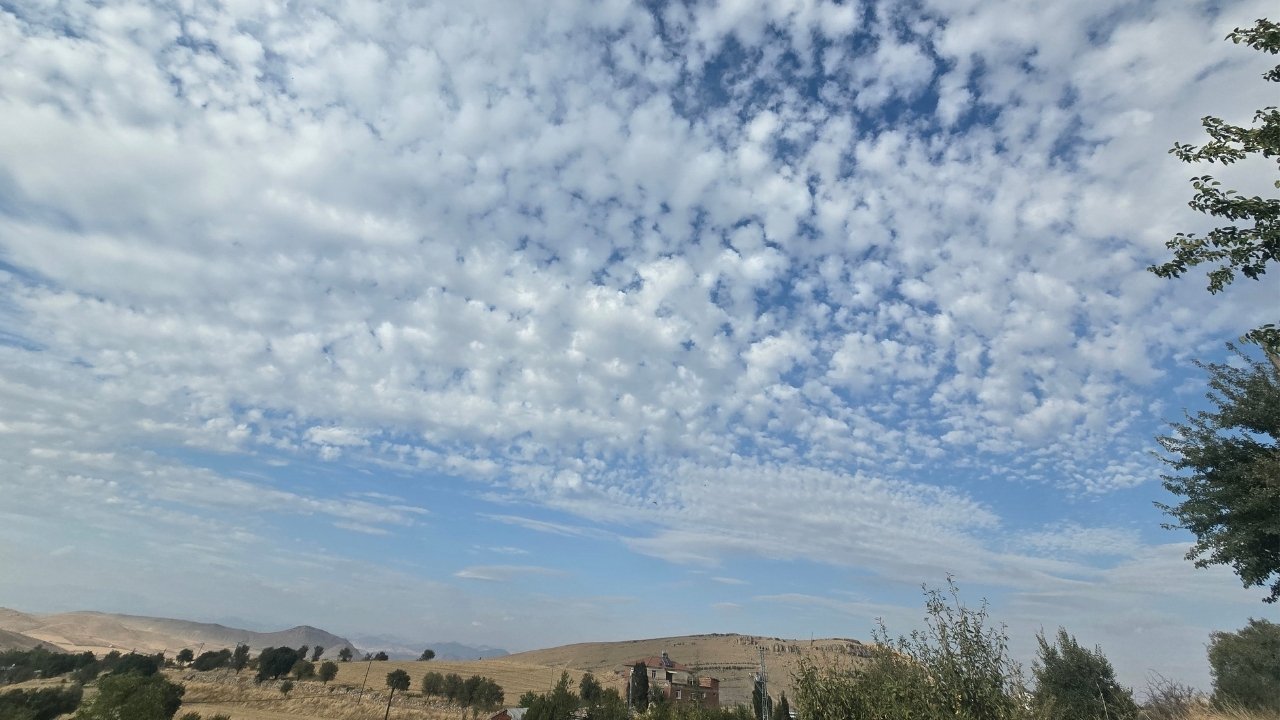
xmin=621 ymin=651 xmax=720 ymax=709
xmin=489 ymin=709 xmax=527 ymax=720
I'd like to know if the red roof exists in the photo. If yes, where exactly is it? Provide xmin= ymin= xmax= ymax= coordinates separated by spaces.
xmin=623 ymin=655 xmax=691 ymax=672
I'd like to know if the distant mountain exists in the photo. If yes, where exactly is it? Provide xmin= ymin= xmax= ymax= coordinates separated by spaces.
xmin=0 ymin=607 xmax=359 ymax=660
xmin=349 ymin=634 xmax=508 ymax=661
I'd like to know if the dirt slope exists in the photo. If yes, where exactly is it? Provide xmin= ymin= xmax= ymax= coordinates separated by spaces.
xmin=0 ymin=607 xmax=357 ymax=659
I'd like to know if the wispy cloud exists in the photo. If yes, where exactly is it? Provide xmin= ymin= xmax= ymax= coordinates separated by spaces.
xmin=454 ymin=566 xmax=568 ymax=583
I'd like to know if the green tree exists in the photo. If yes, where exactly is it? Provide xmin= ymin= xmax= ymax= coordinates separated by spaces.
xmin=422 ymin=671 xmax=446 ymax=696
xmin=111 ymin=653 xmax=161 ymax=677
xmin=337 ymin=647 xmax=353 ymax=662
xmin=629 ymin=661 xmax=649 ymax=712
xmin=280 ymin=680 xmax=294 ymax=696
xmin=0 ymin=685 xmax=83 ymax=720
xmin=1209 ymin=618 xmax=1280 ymax=711
xmin=192 ymin=649 xmax=232 ymax=672
xmin=1030 ymin=628 xmax=1137 ymax=720
xmin=291 ymin=658 xmax=315 ymax=680
xmin=794 ymin=580 xmax=1027 ymax=720
xmin=751 ymin=680 xmax=769 ymax=720
xmin=255 ymin=647 xmax=302 ymax=682
xmin=1156 ymin=345 xmax=1280 ymax=602
xmin=74 ymin=673 xmax=184 ymax=720
xmin=372 ymin=651 xmax=389 ymax=661
xmin=175 ymin=649 xmax=193 ymax=666
xmin=1149 ymin=18 xmax=1280 ymax=351
xmin=579 ymin=673 xmax=602 ymax=704
xmin=771 ymin=692 xmax=790 ymax=720
xmin=419 ymin=648 xmax=436 ymax=661
xmin=231 ymin=644 xmax=250 ymax=674
xmin=385 ymin=670 xmax=412 ymax=720
xmin=525 ymin=672 xmax=578 ymax=720
xmin=518 ymin=690 xmax=539 ymax=707
xmin=318 ymin=661 xmax=338 ymax=685
xmin=310 ymin=646 xmax=324 ymax=662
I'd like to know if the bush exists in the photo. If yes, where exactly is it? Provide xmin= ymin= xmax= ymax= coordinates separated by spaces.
xmin=1031 ymin=628 xmax=1137 ymax=720
xmin=0 ymin=685 xmax=84 ymax=720
xmin=74 ymin=673 xmax=184 ymax=720
xmin=192 ymin=649 xmax=232 ymax=672
xmin=794 ymin=580 xmax=1027 ymax=720
xmin=1209 ymin=618 xmax=1280 ymax=713
xmin=1141 ymin=675 xmax=1206 ymax=720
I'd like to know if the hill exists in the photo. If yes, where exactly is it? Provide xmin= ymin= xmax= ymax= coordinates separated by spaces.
xmin=505 ymin=633 xmax=870 ymax=707
xmin=0 ymin=607 xmax=358 ymax=660
xmin=0 ymin=628 xmax=60 ymax=651
xmin=349 ymin=635 xmax=509 ymax=661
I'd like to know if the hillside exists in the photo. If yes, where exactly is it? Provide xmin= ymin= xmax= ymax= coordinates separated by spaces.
xmin=0 ymin=608 xmax=358 ymax=660
xmin=0 ymin=628 xmax=59 ymax=651
xmin=505 ymin=633 xmax=870 ymax=707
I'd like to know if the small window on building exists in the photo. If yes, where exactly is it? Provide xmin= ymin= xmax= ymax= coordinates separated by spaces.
xmin=676 ymin=690 xmax=681 ymax=700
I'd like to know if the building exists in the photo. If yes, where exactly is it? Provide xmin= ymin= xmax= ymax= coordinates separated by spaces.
xmin=621 ymin=651 xmax=720 ymax=709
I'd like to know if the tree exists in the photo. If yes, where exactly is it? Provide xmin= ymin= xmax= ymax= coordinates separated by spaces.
xmin=1209 ymin=618 xmax=1280 ymax=712
xmin=1149 ymin=18 xmax=1280 ymax=351
xmin=0 ymin=686 xmax=83 ymax=720
xmin=771 ymin=693 xmax=790 ymax=720
xmin=338 ymin=647 xmax=353 ymax=662
xmin=422 ymin=671 xmax=446 ymax=696
xmin=74 ymin=673 xmax=184 ymax=720
xmin=385 ymin=670 xmax=412 ymax=720
xmin=419 ymin=648 xmax=436 ymax=661
xmin=231 ymin=644 xmax=250 ymax=674
xmin=111 ymin=653 xmax=161 ymax=677
xmin=255 ymin=647 xmax=302 ymax=682
xmin=518 ymin=690 xmax=539 ymax=707
xmin=175 ymin=649 xmax=194 ymax=666
xmin=372 ymin=651 xmax=389 ymax=661
xmin=751 ymin=680 xmax=770 ymax=720
xmin=525 ymin=672 xmax=578 ymax=720
xmin=793 ymin=580 xmax=1027 ymax=720
xmin=629 ymin=661 xmax=649 ymax=712
xmin=318 ymin=661 xmax=338 ymax=684
xmin=192 ymin=649 xmax=232 ymax=672
xmin=579 ymin=673 xmax=602 ymax=704
xmin=297 ymin=646 xmax=309 ymax=660
xmin=1030 ymin=628 xmax=1137 ymax=720
xmin=280 ymin=680 xmax=294 ymax=696
xmin=290 ymin=658 xmax=316 ymax=680
xmin=1156 ymin=345 xmax=1280 ymax=601
xmin=311 ymin=646 xmax=324 ymax=662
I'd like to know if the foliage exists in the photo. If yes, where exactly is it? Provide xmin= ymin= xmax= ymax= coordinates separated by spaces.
xmin=771 ymin=692 xmax=790 ymax=720
xmin=255 ymin=646 xmax=304 ymax=682
xmin=1140 ymin=674 xmax=1208 ymax=720
xmin=112 ymin=653 xmax=163 ymax=677
xmin=518 ymin=690 xmax=539 ymax=707
xmin=372 ymin=651 xmax=389 ymax=661
xmin=1149 ymin=18 xmax=1280 ymax=350
xmin=1155 ymin=344 xmax=1280 ymax=602
xmin=524 ymin=671 xmax=579 ymax=720
xmin=0 ymin=685 xmax=84 ymax=720
xmin=337 ymin=647 xmax=353 ymax=662
xmin=74 ymin=672 xmax=185 ymax=720
xmin=419 ymin=648 xmax=436 ymax=661
xmin=647 ymin=704 xmax=755 ymax=720
xmin=1030 ymin=628 xmax=1138 ymax=720
xmin=630 ymin=661 xmax=649 ymax=712
xmin=192 ymin=649 xmax=232 ymax=672
xmin=583 ymin=687 xmax=627 ymax=720
xmin=386 ymin=669 xmax=411 ymax=692
xmin=1209 ymin=618 xmax=1280 ymax=712
xmin=423 ymin=671 xmax=446 ymax=696
xmin=751 ymin=679 xmax=770 ymax=720
xmin=176 ymin=649 xmax=194 ymax=666
xmin=280 ymin=679 xmax=294 ymax=696
xmin=290 ymin=658 xmax=316 ymax=679
xmin=0 ymin=648 xmax=97 ymax=685
xmin=231 ymin=644 xmax=250 ymax=674
xmin=579 ymin=672 xmax=602 ymax=704
xmin=318 ymin=660 xmax=338 ymax=684
xmin=310 ymin=645 xmax=324 ymax=662
xmin=793 ymin=580 xmax=1027 ymax=720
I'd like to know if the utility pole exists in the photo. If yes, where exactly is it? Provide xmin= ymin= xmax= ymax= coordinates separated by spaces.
xmin=357 ymin=657 xmax=373 ymax=703
xmin=754 ymin=648 xmax=769 ymax=720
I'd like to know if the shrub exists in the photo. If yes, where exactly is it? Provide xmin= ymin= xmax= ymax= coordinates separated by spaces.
xmin=1031 ymin=628 xmax=1137 ymax=720
xmin=794 ymin=579 xmax=1027 ymax=720
xmin=73 ymin=673 xmax=184 ymax=720
xmin=1209 ymin=618 xmax=1280 ymax=713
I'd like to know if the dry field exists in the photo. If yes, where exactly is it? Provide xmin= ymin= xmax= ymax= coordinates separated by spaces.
xmin=505 ymin=633 xmax=869 ymax=707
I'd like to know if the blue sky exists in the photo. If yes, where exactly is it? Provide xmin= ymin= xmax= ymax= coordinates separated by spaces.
xmin=0 ymin=0 xmax=1277 ymax=692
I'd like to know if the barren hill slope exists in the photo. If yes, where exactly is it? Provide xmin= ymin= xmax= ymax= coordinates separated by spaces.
xmin=506 ymin=633 xmax=869 ymax=707
xmin=0 ymin=628 xmax=60 ymax=651
xmin=0 ymin=608 xmax=358 ymax=659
